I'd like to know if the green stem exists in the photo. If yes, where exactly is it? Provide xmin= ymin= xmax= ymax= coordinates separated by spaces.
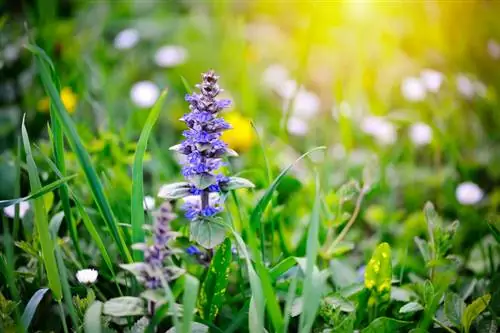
xmin=58 ymin=301 xmax=69 ymax=333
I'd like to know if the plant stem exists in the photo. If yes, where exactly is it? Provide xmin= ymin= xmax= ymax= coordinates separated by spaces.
xmin=327 ymin=190 xmax=366 ymax=254
xmin=58 ymin=301 xmax=69 ymax=333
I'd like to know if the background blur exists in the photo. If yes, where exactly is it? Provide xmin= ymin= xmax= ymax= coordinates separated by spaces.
xmin=1 ymin=1 xmax=500 ymax=269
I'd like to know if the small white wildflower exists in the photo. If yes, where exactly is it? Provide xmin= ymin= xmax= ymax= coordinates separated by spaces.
xmin=401 ymin=77 xmax=426 ymax=101
xmin=456 ymin=182 xmax=484 ymax=205
xmin=76 ymin=268 xmax=98 ymax=284
xmin=456 ymin=74 xmax=475 ymax=99
xmin=3 ymin=201 xmax=30 ymax=219
xmin=154 ymin=45 xmax=188 ymax=68
xmin=143 ymin=196 xmax=155 ymax=211
xmin=277 ymin=79 xmax=297 ymax=100
xmin=287 ymin=117 xmax=309 ymax=136
xmin=261 ymin=64 xmax=289 ymax=91
xmin=130 ymin=81 xmax=160 ymax=108
xmin=292 ymin=89 xmax=320 ymax=119
xmin=113 ymin=28 xmax=140 ymax=50
xmin=487 ymin=39 xmax=500 ymax=60
xmin=361 ymin=116 xmax=397 ymax=145
xmin=420 ymin=69 xmax=443 ymax=93
xmin=409 ymin=122 xmax=433 ymax=146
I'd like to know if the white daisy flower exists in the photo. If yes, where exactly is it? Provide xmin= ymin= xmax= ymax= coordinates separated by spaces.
xmin=401 ymin=77 xmax=426 ymax=101
xmin=456 ymin=182 xmax=484 ymax=205
xmin=3 ymin=201 xmax=30 ymax=219
xmin=409 ymin=122 xmax=433 ymax=146
xmin=361 ymin=116 xmax=397 ymax=145
xmin=130 ymin=81 xmax=160 ymax=108
xmin=113 ymin=28 xmax=140 ymax=50
xmin=287 ymin=117 xmax=309 ymax=136
xmin=487 ymin=39 xmax=500 ymax=60
xmin=154 ymin=45 xmax=188 ymax=68
xmin=76 ymin=269 xmax=98 ymax=284
xmin=420 ymin=69 xmax=443 ymax=93
xmin=143 ymin=196 xmax=155 ymax=211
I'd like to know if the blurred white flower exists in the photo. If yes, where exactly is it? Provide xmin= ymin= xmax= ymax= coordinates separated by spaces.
xmin=361 ymin=116 xmax=397 ymax=145
xmin=330 ymin=144 xmax=346 ymax=160
xmin=456 ymin=74 xmax=487 ymax=99
xmin=154 ymin=45 xmax=188 ymax=68
xmin=277 ymin=79 xmax=298 ymax=100
xmin=130 ymin=81 xmax=160 ymax=108
xmin=409 ymin=122 xmax=433 ymax=146
xmin=487 ymin=39 xmax=500 ymax=59
xmin=76 ymin=268 xmax=98 ymax=284
xmin=3 ymin=44 xmax=20 ymax=63
xmin=143 ymin=196 xmax=155 ymax=211
xmin=456 ymin=182 xmax=484 ymax=205
xmin=292 ymin=89 xmax=320 ymax=119
xmin=287 ymin=117 xmax=309 ymax=136
xmin=401 ymin=77 xmax=426 ymax=101
xmin=420 ymin=69 xmax=443 ymax=93
xmin=262 ymin=64 xmax=289 ymax=91
xmin=113 ymin=28 xmax=140 ymax=50
xmin=3 ymin=201 xmax=30 ymax=219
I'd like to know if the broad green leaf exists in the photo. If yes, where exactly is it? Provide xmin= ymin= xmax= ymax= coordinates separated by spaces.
xmin=198 ymin=238 xmax=232 ymax=321
xmin=399 ymin=302 xmax=424 ymax=314
xmin=364 ymin=242 xmax=392 ymax=295
xmin=84 ymin=301 xmax=102 ymax=333
xmin=221 ymin=177 xmax=255 ymax=191
xmin=21 ymin=120 xmax=62 ymax=301
xmin=103 ymin=297 xmax=146 ymax=317
xmin=269 ymin=257 xmax=297 ymax=281
xmin=29 ymin=45 xmax=131 ymax=262
xmin=21 ymin=288 xmax=49 ymax=330
xmin=191 ymin=218 xmax=227 ymax=249
xmin=182 ymin=275 xmax=199 ymax=333
xmin=361 ymin=317 xmax=409 ymax=333
xmin=323 ymin=296 xmax=355 ymax=313
xmin=414 ymin=237 xmax=431 ymax=262
xmin=462 ymin=294 xmax=491 ymax=333
xmin=131 ymin=90 xmax=168 ymax=261
xmin=329 ymin=259 xmax=357 ymax=289
xmin=444 ymin=292 xmax=465 ymax=327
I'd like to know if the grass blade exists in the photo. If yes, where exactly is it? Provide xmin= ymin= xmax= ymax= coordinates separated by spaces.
xmin=131 ymin=90 xmax=168 ymax=261
xmin=182 ymin=275 xmax=200 ymax=333
xmin=27 ymin=44 xmax=132 ymax=263
xmin=54 ymin=243 xmax=79 ymax=328
xmin=21 ymin=288 xmax=50 ymax=330
xmin=84 ymin=301 xmax=102 ymax=333
xmin=21 ymin=118 xmax=63 ymax=301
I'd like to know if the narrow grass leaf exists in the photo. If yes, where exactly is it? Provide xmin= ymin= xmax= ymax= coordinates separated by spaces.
xmin=28 ymin=45 xmax=132 ymax=262
xmin=182 ymin=275 xmax=200 ymax=333
xmin=131 ymin=90 xmax=168 ymax=261
xmin=54 ymin=243 xmax=79 ymax=328
xmin=21 ymin=288 xmax=49 ymax=330
xmin=84 ymin=301 xmax=102 ymax=333
xmin=21 ymin=119 xmax=62 ymax=301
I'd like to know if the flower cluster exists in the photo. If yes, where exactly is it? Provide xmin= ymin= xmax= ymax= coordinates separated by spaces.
xmin=177 ymin=70 xmax=232 ymax=221
xmin=140 ymin=202 xmax=177 ymax=289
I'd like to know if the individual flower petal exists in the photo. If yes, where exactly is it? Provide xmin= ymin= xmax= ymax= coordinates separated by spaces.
xmin=113 ymin=28 xmax=140 ymax=50
xmin=76 ymin=268 xmax=98 ymax=284
xmin=154 ymin=45 xmax=188 ymax=67
xmin=3 ymin=201 xmax=30 ymax=219
xmin=409 ymin=122 xmax=432 ymax=146
xmin=401 ymin=77 xmax=426 ymax=101
xmin=456 ymin=182 xmax=484 ymax=205
xmin=130 ymin=81 xmax=160 ymax=108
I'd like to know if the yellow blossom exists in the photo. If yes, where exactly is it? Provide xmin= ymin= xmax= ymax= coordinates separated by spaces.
xmin=37 ymin=87 xmax=77 ymax=114
xmin=221 ymin=113 xmax=254 ymax=152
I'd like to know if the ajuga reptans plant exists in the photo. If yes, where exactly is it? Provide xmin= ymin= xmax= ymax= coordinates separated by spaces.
xmin=158 ymin=70 xmax=254 ymax=248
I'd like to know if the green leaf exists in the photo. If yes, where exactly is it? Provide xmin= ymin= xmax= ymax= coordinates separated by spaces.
xmin=444 ymin=292 xmax=465 ymax=328
xmin=323 ymin=296 xmax=356 ymax=313
xmin=423 ymin=201 xmax=438 ymax=230
xmin=84 ymin=301 xmax=102 ymax=333
xmin=103 ymin=297 xmax=146 ymax=317
xmin=182 ymin=275 xmax=199 ymax=333
xmin=21 ymin=288 xmax=49 ymax=330
xmin=487 ymin=219 xmax=500 ymax=244
xmin=269 ymin=257 xmax=297 ymax=281
xmin=399 ymin=302 xmax=424 ymax=314
xmin=157 ymin=182 xmax=193 ymax=199
xmin=198 ymin=238 xmax=232 ymax=321
xmin=362 ymin=156 xmax=379 ymax=192
xmin=414 ymin=237 xmax=431 ymax=262
xmin=28 ymin=45 xmax=131 ymax=262
xmin=166 ymin=322 xmax=209 ymax=333
xmin=299 ymin=174 xmax=326 ymax=333
xmin=0 ymin=175 xmax=76 ymax=208
xmin=190 ymin=174 xmax=216 ymax=189
xmin=191 ymin=218 xmax=227 ymax=249
xmin=221 ymin=177 xmax=255 ymax=191
xmin=21 ymin=119 xmax=62 ymax=301
xmin=361 ymin=317 xmax=410 ymax=333
xmin=131 ymin=90 xmax=168 ymax=261
xmin=364 ymin=242 xmax=392 ymax=295
xmin=329 ymin=259 xmax=357 ymax=289
xmin=462 ymin=294 xmax=491 ymax=333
